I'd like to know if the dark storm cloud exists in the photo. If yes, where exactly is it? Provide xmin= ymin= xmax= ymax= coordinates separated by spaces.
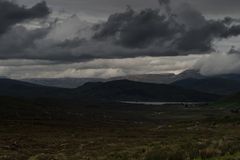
xmin=56 ymin=38 xmax=86 ymax=48
xmin=92 ymin=3 xmax=240 ymax=56
xmin=0 ymin=26 xmax=50 ymax=59
xmin=93 ymin=7 xmax=183 ymax=48
xmin=158 ymin=0 xmax=171 ymax=13
xmin=0 ymin=0 xmax=50 ymax=35
xmin=228 ymin=46 xmax=240 ymax=55
xmin=0 ymin=0 xmax=240 ymax=62
xmin=176 ymin=19 xmax=240 ymax=52
xmin=17 ymin=0 xmax=240 ymax=17
xmin=185 ymin=0 xmax=240 ymax=16
xmin=158 ymin=0 xmax=170 ymax=5
xmin=0 ymin=0 xmax=239 ymax=79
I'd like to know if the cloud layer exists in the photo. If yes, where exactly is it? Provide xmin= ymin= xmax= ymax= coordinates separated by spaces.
xmin=0 ymin=0 xmax=49 ymax=35
xmin=0 ymin=55 xmax=199 ymax=79
xmin=0 ymin=0 xmax=239 ymax=62
xmin=0 ymin=0 xmax=240 ymax=78
xmin=194 ymin=53 xmax=240 ymax=76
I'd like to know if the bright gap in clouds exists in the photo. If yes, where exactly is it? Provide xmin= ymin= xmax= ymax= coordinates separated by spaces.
xmin=0 ymin=55 xmax=200 ymax=79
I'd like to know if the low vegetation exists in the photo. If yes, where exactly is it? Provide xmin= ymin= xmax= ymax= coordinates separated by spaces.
xmin=0 ymin=100 xmax=239 ymax=160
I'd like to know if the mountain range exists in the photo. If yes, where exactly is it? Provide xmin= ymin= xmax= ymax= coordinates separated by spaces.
xmin=77 ymin=80 xmax=219 ymax=102
xmin=23 ymin=78 xmax=104 ymax=88
xmin=172 ymin=77 xmax=240 ymax=95
xmin=0 ymin=78 xmax=219 ymax=102
xmin=22 ymin=70 xmax=203 ymax=88
xmin=21 ymin=70 xmax=240 ymax=96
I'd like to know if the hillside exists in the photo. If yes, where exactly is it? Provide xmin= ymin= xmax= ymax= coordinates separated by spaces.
xmin=109 ymin=74 xmax=177 ymax=84
xmin=172 ymin=77 xmax=240 ymax=95
xmin=108 ymin=70 xmax=204 ymax=84
xmin=21 ymin=70 xmax=204 ymax=88
xmin=0 ymin=78 xmax=70 ymax=98
xmin=77 ymin=80 xmax=219 ymax=102
xmin=23 ymin=78 xmax=104 ymax=88
xmin=0 ymin=78 xmax=220 ymax=102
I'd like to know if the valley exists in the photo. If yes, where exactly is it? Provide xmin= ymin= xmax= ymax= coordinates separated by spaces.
xmin=0 ymin=100 xmax=239 ymax=160
xmin=0 ymin=72 xmax=240 ymax=160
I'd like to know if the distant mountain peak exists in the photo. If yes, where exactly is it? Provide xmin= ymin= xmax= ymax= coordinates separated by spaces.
xmin=177 ymin=69 xmax=203 ymax=78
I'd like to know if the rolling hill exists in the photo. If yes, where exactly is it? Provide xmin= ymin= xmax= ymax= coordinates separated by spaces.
xmin=172 ymin=77 xmax=240 ymax=95
xmin=21 ymin=70 xmax=204 ymax=88
xmin=76 ymin=80 xmax=219 ymax=102
xmin=0 ymin=78 xmax=70 ymax=98
xmin=108 ymin=74 xmax=177 ymax=84
xmin=23 ymin=78 xmax=104 ymax=88
xmin=0 ymin=78 xmax=219 ymax=102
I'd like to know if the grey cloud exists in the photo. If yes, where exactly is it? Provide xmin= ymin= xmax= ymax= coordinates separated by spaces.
xmin=0 ymin=0 xmax=50 ymax=35
xmin=221 ymin=25 xmax=240 ymax=38
xmin=185 ymin=0 xmax=240 ymax=17
xmin=56 ymin=38 xmax=86 ymax=48
xmin=93 ymin=7 xmax=183 ymax=48
xmin=158 ymin=0 xmax=170 ymax=5
xmin=0 ymin=26 xmax=50 ymax=59
xmin=92 ymin=3 xmax=240 ymax=56
xmin=0 ymin=56 xmax=199 ymax=79
xmin=228 ymin=46 xmax=240 ymax=55
xmin=158 ymin=0 xmax=171 ymax=13
xmin=0 ymin=0 xmax=238 ymax=78
xmin=174 ymin=3 xmax=206 ymax=30
xmin=16 ymin=0 xmax=240 ymax=18
xmin=176 ymin=21 xmax=225 ymax=52
xmin=175 ymin=19 xmax=235 ymax=52
xmin=194 ymin=53 xmax=240 ymax=76
xmin=0 ymin=0 xmax=240 ymax=62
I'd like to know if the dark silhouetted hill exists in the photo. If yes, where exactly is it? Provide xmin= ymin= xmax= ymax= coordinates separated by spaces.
xmin=23 ymin=78 xmax=104 ymax=88
xmin=172 ymin=78 xmax=240 ymax=95
xmin=0 ymin=78 xmax=220 ymax=102
xmin=77 ymin=80 xmax=219 ymax=102
xmin=0 ymin=78 xmax=70 ymax=98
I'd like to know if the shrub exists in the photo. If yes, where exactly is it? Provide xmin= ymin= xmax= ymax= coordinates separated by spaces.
xmin=145 ymin=146 xmax=188 ymax=160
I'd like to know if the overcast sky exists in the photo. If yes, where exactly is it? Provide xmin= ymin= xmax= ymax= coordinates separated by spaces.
xmin=16 ymin=0 xmax=240 ymax=18
xmin=0 ymin=0 xmax=240 ymax=79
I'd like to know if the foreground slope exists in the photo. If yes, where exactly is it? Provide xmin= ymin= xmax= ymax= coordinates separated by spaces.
xmin=214 ymin=92 xmax=240 ymax=107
